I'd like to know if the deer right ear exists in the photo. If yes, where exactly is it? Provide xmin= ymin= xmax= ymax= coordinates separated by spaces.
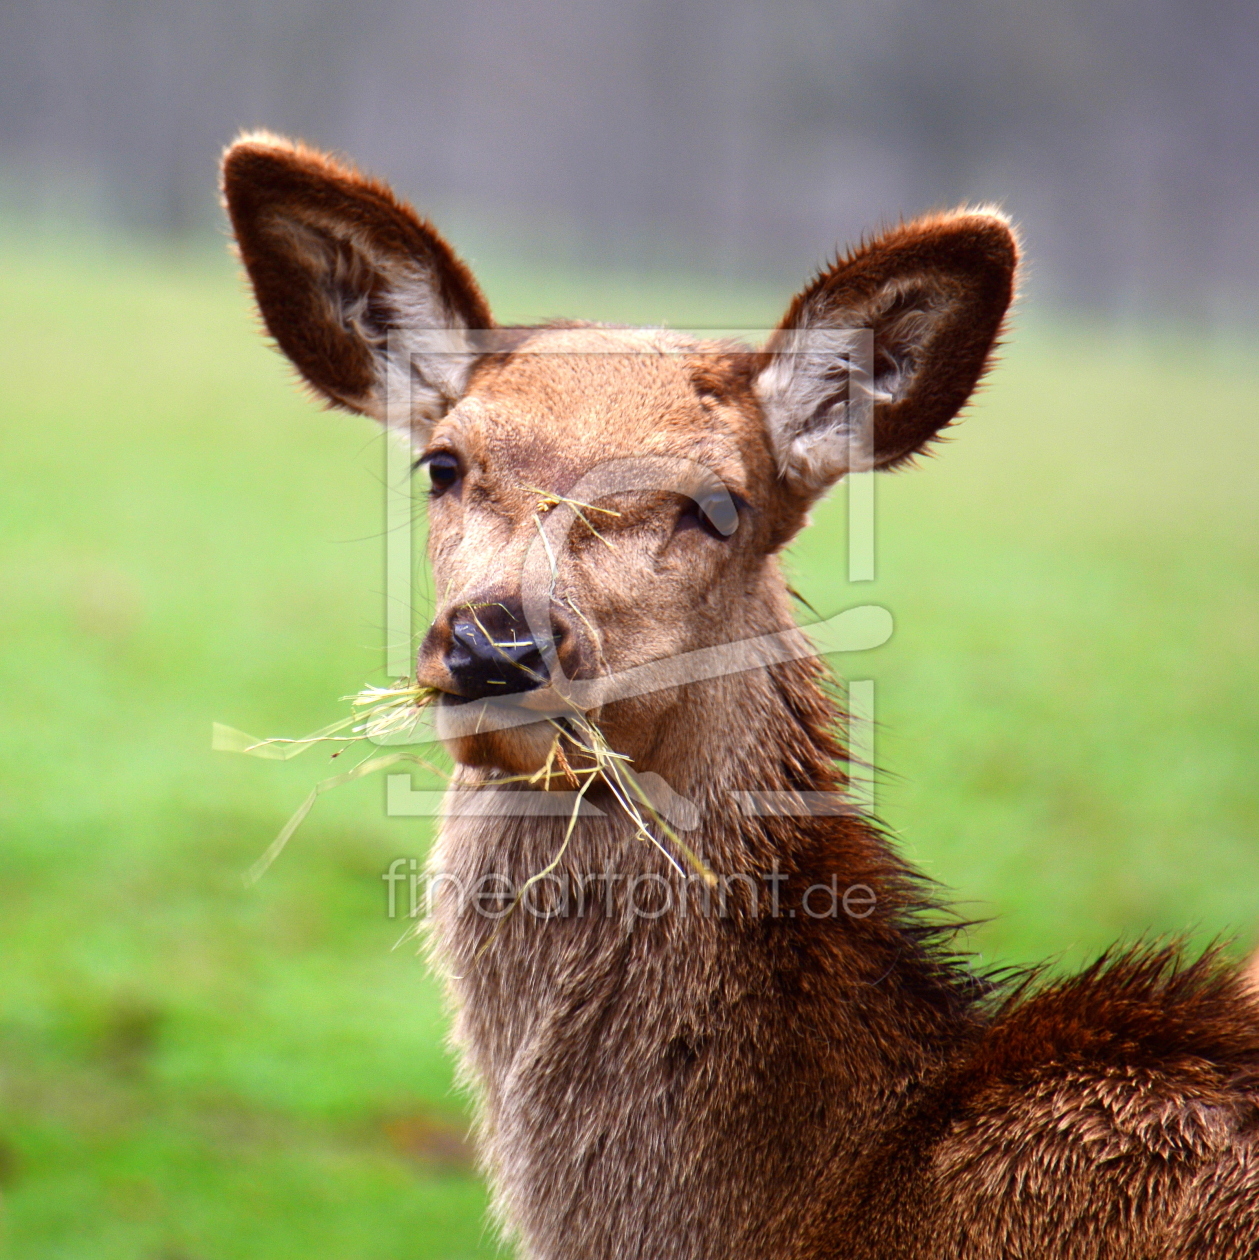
xmin=221 ymin=132 xmax=493 ymax=427
xmin=757 ymin=209 xmax=1018 ymax=502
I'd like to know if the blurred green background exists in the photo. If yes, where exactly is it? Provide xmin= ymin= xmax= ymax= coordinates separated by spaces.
xmin=1 ymin=233 xmax=1257 ymax=1259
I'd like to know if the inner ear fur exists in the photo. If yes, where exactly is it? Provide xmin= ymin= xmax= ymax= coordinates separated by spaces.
xmin=759 ymin=208 xmax=1018 ymax=496
xmin=221 ymin=132 xmax=493 ymax=422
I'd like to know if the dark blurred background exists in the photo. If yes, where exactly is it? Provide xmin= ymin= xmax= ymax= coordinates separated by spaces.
xmin=4 ymin=0 xmax=1259 ymax=318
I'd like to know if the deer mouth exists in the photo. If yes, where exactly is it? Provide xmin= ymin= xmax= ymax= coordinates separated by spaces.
xmin=432 ymin=697 xmax=569 ymax=776
xmin=432 ymin=684 xmax=575 ymax=728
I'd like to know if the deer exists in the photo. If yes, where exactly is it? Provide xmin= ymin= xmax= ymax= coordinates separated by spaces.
xmin=222 ymin=132 xmax=1259 ymax=1259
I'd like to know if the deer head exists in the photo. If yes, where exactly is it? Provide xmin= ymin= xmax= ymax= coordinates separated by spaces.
xmin=223 ymin=133 xmax=1017 ymax=786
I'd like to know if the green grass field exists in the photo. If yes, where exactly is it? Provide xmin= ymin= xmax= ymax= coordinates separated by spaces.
xmin=1 ymin=236 xmax=1257 ymax=1257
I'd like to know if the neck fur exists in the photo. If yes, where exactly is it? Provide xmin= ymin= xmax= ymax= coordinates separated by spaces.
xmin=427 ymin=650 xmax=983 ymax=1260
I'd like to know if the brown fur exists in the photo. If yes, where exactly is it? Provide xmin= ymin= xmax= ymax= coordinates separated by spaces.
xmin=222 ymin=131 xmax=491 ymax=418
xmin=773 ymin=209 xmax=1017 ymax=471
xmin=222 ymin=133 xmax=1259 ymax=1258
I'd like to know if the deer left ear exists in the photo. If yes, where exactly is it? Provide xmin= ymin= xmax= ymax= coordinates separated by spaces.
xmin=221 ymin=131 xmax=493 ymax=430
xmin=756 ymin=208 xmax=1018 ymax=500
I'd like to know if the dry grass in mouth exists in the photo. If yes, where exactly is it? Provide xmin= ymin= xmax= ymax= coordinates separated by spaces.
xmin=218 ymin=482 xmax=709 ymax=908
xmin=214 ymin=680 xmax=714 ymax=900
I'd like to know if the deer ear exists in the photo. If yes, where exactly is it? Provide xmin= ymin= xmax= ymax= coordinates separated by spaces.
xmin=221 ymin=132 xmax=492 ymax=428
xmin=756 ymin=208 xmax=1018 ymax=499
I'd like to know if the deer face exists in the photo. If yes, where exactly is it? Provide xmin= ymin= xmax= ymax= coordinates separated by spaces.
xmin=223 ymin=133 xmax=1017 ymax=777
xmin=410 ymin=325 xmax=780 ymax=773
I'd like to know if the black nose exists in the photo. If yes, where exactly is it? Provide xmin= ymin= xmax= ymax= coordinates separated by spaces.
xmin=445 ymin=602 xmax=550 ymax=699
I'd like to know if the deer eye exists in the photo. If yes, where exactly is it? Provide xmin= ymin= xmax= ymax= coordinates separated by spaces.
xmin=421 ymin=451 xmax=461 ymax=495
xmin=674 ymin=490 xmax=742 ymax=540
